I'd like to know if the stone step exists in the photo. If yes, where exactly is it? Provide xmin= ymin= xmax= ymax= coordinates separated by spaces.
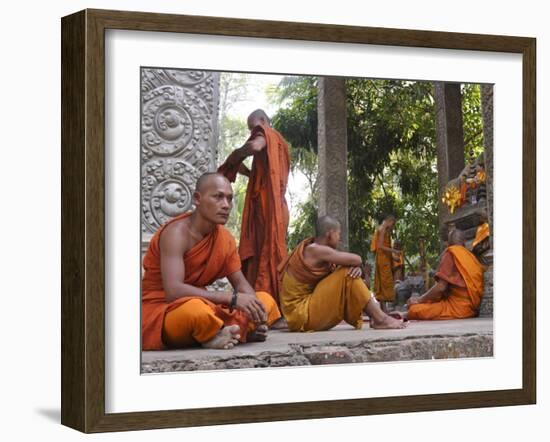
xmin=142 ymin=318 xmax=493 ymax=373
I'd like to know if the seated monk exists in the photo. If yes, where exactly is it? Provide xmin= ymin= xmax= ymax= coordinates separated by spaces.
xmin=472 ymin=210 xmax=490 ymax=259
xmin=406 ymin=229 xmax=486 ymax=320
xmin=278 ymin=215 xmax=406 ymax=332
xmin=141 ymin=172 xmax=282 ymax=351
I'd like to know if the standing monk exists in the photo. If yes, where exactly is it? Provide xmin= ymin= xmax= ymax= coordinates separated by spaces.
xmin=371 ymin=214 xmax=401 ymax=311
xmin=217 ymin=109 xmax=290 ymax=303
xmin=141 ymin=173 xmax=282 ymax=351
xmin=392 ymin=240 xmax=405 ymax=282
xmin=278 ymin=216 xmax=406 ymax=332
xmin=406 ymin=229 xmax=486 ymax=320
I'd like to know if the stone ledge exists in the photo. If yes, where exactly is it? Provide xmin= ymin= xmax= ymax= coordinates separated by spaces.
xmin=141 ymin=318 xmax=493 ymax=373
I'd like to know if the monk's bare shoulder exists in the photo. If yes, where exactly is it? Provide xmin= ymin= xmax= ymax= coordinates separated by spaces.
xmin=303 ymin=243 xmax=333 ymax=266
xmin=159 ymin=218 xmax=191 ymax=255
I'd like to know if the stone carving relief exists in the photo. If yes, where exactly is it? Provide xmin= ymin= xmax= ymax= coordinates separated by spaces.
xmin=141 ymin=68 xmax=220 ymax=234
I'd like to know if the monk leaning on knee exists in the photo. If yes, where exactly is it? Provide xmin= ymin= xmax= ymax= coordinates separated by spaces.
xmin=141 ymin=172 xmax=282 ymax=351
xmin=406 ymin=228 xmax=486 ymax=320
xmin=277 ymin=215 xmax=406 ymax=332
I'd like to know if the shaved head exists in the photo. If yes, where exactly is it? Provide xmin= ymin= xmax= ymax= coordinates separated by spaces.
xmin=315 ymin=215 xmax=341 ymax=238
xmin=247 ymin=109 xmax=271 ymax=129
xmin=194 ymin=172 xmax=229 ymax=194
xmin=448 ymin=228 xmax=465 ymax=246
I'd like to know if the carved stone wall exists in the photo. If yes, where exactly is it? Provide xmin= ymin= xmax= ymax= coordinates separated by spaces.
xmin=141 ymin=69 xmax=220 ymax=239
xmin=317 ymin=77 xmax=349 ymax=250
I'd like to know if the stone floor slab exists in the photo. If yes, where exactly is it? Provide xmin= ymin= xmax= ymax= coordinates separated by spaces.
xmin=141 ymin=318 xmax=493 ymax=373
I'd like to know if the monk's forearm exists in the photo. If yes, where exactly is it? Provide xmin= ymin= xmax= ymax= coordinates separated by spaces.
xmin=230 ymin=145 xmax=252 ymax=163
xmin=379 ymin=246 xmax=399 ymax=254
xmin=419 ymin=285 xmax=445 ymax=303
xmin=165 ymin=284 xmax=232 ymax=305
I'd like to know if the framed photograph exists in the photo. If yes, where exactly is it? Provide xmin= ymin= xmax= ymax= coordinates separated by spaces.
xmin=61 ymin=8 xmax=536 ymax=433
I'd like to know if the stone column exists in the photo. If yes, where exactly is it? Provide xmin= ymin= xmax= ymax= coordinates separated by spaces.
xmin=140 ymin=69 xmax=220 ymax=250
xmin=317 ymin=77 xmax=349 ymax=250
xmin=434 ymin=82 xmax=466 ymax=240
xmin=481 ymin=84 xmax=494 ymax=246
xmin=479 ymin=83 xmax=494 ymax=318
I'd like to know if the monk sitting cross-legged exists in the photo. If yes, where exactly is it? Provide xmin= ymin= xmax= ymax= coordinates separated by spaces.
xmin=405 ymin=229 xmax=486 ymax=320
xmin=141 ymin=172 xmax=282 ymax=351
xmin=278 ymin=215 xmax=407 ymax=332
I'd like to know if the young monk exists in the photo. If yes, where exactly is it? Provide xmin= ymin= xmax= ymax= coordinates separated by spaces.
xmin=406 ymin=229 xmax=486 ymax=320
xmin=392 ymin=240 xmax=405 ymax=282
xmin=278 ymin=215 xmax=406 ymax=332
xmin=141 ymin=172 xmax=282 ymax=351
xmin=217 ymin=109 xmax=290 ymax=303
xmin=371 ymin=214 xmax=401 ymax=312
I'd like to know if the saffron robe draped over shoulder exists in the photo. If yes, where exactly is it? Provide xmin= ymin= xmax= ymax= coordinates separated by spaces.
xmin=408 ymin=245 xmax=486 ymax=320
xmin=472 ymin=222 xmax=490 ymax=248
xmin=277 ymin=238 xmax=371 ymax=332
xmin=371 ymin=228 xmax=395 ymax=302
xmin=218 ymin=124 xmax=290 ymax=302
xmin=142 ymin=212 xmax=246 ymax=350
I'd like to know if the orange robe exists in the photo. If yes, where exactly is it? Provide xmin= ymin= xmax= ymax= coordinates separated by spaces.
xmin=472 ymin=222 xmax=490 ymax=248
xmin=218 ymin=124 xmax=290 ymax=302
xmin=371 ymin=228 xmax=395 ymax=302
xmin=392 ymin=251 xmax=404 ymax=270
xmin=408 ymin=245 xmax=485 ymax=320
xmin=278 ymin=238 xmax=372 ymax=332
xmin=141 ymin=212 xmax=281 ymax=350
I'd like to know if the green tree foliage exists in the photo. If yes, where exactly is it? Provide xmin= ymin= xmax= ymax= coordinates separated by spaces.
xmin=217 ymin=73 xmax=251 ymax=240
xmin=272 ymin=76 xmax=484 ymax=271
xmin=462 ymin=83 xmax=485 ymax=161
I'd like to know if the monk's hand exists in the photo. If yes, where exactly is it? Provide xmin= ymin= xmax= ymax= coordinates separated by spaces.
xmin=407 ymin=296 xmax=421 ymax=306
xmin=236 ymin=292 xmax=267 ymax=323
xmin=347 ymin=266 xmax=362 ymax=279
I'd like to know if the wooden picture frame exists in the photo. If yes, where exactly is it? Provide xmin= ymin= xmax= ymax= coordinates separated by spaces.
xmin=61 ymin=8 xmax=536 ymax=433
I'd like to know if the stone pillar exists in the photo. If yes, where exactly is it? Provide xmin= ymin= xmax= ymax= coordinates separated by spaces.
xmin=434 ymin=82 xmax=465 ymax=241
xmin=140 ymin=68 xmax=220 ymax=250
xmin=481 ymin=84 xmax=494 ymax=246
xmin=479 ymin=84 xmax=494 ymax=318
xmin=317 ymin=77 xmax=349 ymax=250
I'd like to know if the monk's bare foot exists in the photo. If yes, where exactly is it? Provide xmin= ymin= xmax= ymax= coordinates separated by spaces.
xmin=202 ymin=325 xmax=240 ymax=349
xmin=247 ymin=324 xmax=268 ymax=342
xmin=269 ymin=317 xmax=288 ymax=330
xmin=370 ymin=315 xmax=408 ymax=329
xmin=387 ymin=311 xmax=408 ymax=322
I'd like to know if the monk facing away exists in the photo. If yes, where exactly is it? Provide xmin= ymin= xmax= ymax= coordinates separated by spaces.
xmin=141 ymin=172 xmax=282 ymax=351
xmin=371 ymin=214 xmax=401 ymax=311
xmin=278 ymin=215 xmax=406 ymax=332
xmin=217 ymin=109 xmax=290 ymax=303
xmin=405 ymin=229 xmax=486 ymax=320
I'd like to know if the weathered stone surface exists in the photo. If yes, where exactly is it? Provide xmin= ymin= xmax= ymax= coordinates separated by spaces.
xmin=317 ymin=77 xmax=349 ymax=250
xmin=140 ymin=68 xmax=220 ymax=235
xmin=481 ymin=84 xmax=494 ymax=247
xmin=302 ymin=346 xmax=354 ymax=365
xmin=141 ymin=319 xmax=493 ymax=373
xmin=479 ymin=265 xmax=494 ymax=318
